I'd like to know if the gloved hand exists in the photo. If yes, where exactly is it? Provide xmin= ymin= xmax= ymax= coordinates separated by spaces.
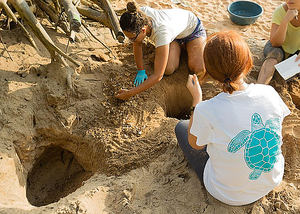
xmin=134 ymin=69 xmax=148 ymax=87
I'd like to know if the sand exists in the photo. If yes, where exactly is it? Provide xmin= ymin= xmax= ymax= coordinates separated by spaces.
xmin=0 ymin=0 xmax=299 ymax=213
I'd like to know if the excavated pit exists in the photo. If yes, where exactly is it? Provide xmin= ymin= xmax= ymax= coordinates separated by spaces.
xmin=163 ymin=70 xmax=193 ymax=120
xmin=165 ymin=90 xmax=192 ymax=120
xmin=26 ymin=146 xmax=92 ymax=207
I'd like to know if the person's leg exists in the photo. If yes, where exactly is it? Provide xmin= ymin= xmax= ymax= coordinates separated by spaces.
xmin=175 ymin=120 xmax=209 ymax=184
xmin=257 ymin=41 xmax=285 ymax=85
xmin=164 ymin=41 xmax=181 ymax=75
xmin=186 ymin=36 xmax=206 ymax=81
xmin=257 ymin=58 xmax=278 ymax=84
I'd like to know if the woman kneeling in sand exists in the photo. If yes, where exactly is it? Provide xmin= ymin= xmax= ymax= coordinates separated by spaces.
xmin=115 ymin=2 xmax=206 ymax=100
xmin=176 ymin=31 xmax=290 ymax=205
xmin=257 ymin=0 xmax=300 ymax=84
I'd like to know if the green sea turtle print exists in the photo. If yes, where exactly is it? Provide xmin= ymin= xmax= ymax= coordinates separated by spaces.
xmin=227 ymin=113 xmax=281 ymax=180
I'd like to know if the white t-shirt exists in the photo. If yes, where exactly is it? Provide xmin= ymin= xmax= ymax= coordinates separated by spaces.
xmin=190 ymin=84 xmax=290 ymax=206
xmin=140 ymin=7 xmax=198 ymax=47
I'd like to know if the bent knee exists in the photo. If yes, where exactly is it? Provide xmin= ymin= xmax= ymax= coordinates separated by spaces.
xmin=165 ymin=64 xmax=179 ymax=76
xmin=175 ymin=121 xmax=183 ymax=133
xmin=188 ymin=61 xmax=204 ymax=74
xmin=264 ymin=58 xmax=278 ymax=65
xmin=175 ymin=120 xmax=189 ymax=135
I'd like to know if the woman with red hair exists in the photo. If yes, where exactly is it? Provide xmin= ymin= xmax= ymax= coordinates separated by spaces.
xmin=175 ymin=31 xmax=290 ymax=205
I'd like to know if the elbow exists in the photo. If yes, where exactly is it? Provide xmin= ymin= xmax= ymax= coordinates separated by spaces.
xmin=270 ymin=39 xmax=283 ymax=47
xmin=190 ymin=142 xmax=200 ymax=150
xmin=189 ymin=141 xmax=205 ymax=150
xmin=188 ymin=135 xmax=203 ymax=150
xmin=153 ymin=74 xmax=164 ymax=82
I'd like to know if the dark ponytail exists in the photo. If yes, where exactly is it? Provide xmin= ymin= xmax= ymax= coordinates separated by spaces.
xmin=127 ymin=2 xmax=137 ymax=13
xmin=222 ymin=78 xmax=238 ymax=94
xmin=119 ymin=2 xmax=150 ymax=33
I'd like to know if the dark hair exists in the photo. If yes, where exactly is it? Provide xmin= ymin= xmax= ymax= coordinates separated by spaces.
xmin=119 ymin=2 xmax=150 ymax=33
xmin=203 ymin=31 xmax=253 ymax=94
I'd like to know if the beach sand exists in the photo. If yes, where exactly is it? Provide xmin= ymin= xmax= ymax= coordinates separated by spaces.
xmin=0 ymin=0 xmax=299 ymax=213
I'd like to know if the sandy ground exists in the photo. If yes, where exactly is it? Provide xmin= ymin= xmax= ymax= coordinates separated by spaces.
xmin=0 ymin=0 xmax=300 ymax=213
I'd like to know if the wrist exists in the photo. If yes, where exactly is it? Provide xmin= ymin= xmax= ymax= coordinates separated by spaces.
xmin=192 ymin=100 xmax=200 ymax=107
xmin=192 ymin=95 xmax=201 ymax=106
xmin=283 ymin=17 xmax=292 ymax=23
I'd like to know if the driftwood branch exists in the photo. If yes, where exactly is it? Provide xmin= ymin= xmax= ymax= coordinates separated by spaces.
xmin=76 ymin=5 xmax=112 ymax=29
xmin=91 ymin=0 xmax=124 ymax=43
xmin=8 ymin=0 xmax=80 ymax=66
xmin=59 ymin=0 xmax=81 ymax=32
xmin=0 ymin=0 xmax=37 ymax=49
xmin=34 ymin=0 xmax=69 ymax=34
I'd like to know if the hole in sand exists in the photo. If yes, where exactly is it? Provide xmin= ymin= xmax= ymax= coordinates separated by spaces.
xmin=164 ymin=82 xmax=192 ymax=120
xmin=26 ymin=146 xmax=92 ymax=207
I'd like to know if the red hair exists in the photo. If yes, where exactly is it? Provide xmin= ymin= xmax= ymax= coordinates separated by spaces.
xmin=203 ymin=31 xmax=253 ymax=94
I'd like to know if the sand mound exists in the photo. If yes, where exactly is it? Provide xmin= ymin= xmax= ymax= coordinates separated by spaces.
xmin=0 ymin=0 xmax=299 ymax=213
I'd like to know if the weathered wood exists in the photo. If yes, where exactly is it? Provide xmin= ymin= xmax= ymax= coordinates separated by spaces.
xmin=76 ymin=5 xmax=112 ymax=29
xmin=91 ymin=0 xmax=124 ymax=43
xmin=0 ymin=0 xmax=37 ymax=49
xmin=34 ymin=0 xmax=69 ymax=34
xmin=76 ymin=0 xmax=125 ymax=15
xmin=52 ymin=0 xmax=60 ymax=11
xmin=59 ymin=0 xmax=81 ymax=32
xmin=8 ymin=0 xmax=80 ymax=66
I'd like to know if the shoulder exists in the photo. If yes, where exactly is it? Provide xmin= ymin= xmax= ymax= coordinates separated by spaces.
xmin=251 ymin=83 xmax=276 ymax=92
xmin=248 ymin=84 xmax=279 ymax=96
xmin=140 ymin=6 xmax=151 ymax=11
xmin=140 ymin=6 xmax=155 ymax=14
xmin=273 ymin=4 xmax=286 ymax=17
xmin=195 ymin=99 xmax=216 ymax=113
xmin=250 ymin=84 xmax=287 ymax=107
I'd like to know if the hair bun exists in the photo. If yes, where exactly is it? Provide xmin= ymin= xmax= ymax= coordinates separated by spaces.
xmin=127 ymin=2 xmax=137 ymax=13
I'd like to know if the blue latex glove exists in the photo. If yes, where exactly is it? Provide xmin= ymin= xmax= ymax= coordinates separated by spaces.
xmin=134 ymin=70 xmax=148 ymax=87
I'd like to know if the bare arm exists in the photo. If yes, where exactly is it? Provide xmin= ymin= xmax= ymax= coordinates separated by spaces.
xmin=133 ymin=42 xmax=144 ymax=70
xmin=129 ymin=44 xmax=169 ymax=95
xmin=186 ymin=74 xmax=205 ymax=150
xmin=115 ymin=44 xmax=169 ymax=100
xmin=270 ymin=9 xmax=298 ymax=46
xmin=270 ymin=23 xmax=287 ymax=47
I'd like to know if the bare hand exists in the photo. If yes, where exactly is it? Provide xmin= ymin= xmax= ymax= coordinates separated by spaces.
xmin=296 ymin=53 xmax=300 ymax=67
xmin=285 ymin=9 xmax=298 ymax=22
xmin=115 ymin=89 xmax=132 ymax=100
xmin=186 ymin=74 xmax=202 ymax=106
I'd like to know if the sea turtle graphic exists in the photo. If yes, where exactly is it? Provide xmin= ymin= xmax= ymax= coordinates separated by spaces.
xmin=227 ymin=113 xmax=281 ymax=180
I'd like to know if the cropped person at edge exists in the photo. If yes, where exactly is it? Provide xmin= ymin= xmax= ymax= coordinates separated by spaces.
xmin=115 ymin=2 xmax=207 ymax=100
xmin=257 ymin=0 xmax=300 ymax=84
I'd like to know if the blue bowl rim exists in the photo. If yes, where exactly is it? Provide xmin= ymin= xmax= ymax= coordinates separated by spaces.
xmin=227 ymin=1 xmax=264 ymax=19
